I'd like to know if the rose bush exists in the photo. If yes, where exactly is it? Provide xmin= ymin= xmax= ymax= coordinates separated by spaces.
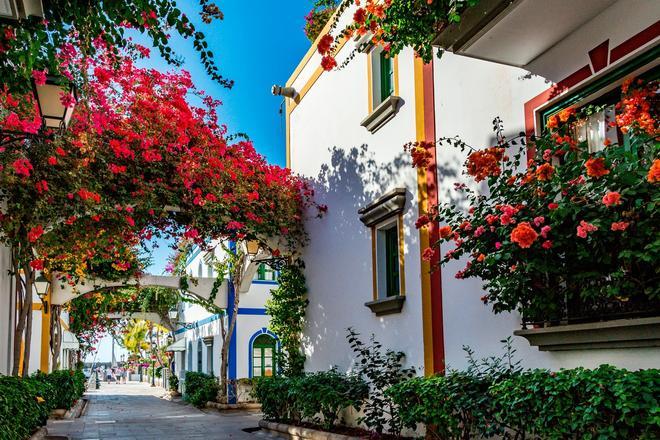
xmin=412 ymin=78 xmax=659 ymax=323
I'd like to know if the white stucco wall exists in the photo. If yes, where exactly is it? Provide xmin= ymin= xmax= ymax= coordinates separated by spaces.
xmin=0 ymin=244 xmax=13 ymax=375
xmin=289 ymin=36 xmax=427 ymax=373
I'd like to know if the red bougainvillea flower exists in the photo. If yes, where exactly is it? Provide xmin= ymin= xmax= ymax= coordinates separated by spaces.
xmin=541 ymin=240 xmax=553 ymax=249
xmin=30 ymin=259 xmax=45 ymax=270
xmin=31 ymin=69 xmax=47 ymax=86
xmin=439 ymin=225 xmax=452 ymax=239
xmin=466 ymin=147 xmax=504 ymax=182
xmin=317 ymin=34 xmax=333 ymax=55
xmin=510 ymin=222 xmax=538 ymax=249
xmin=28 ymin=225 xmax=44 ymax=243
xmin=611 ymin=221 xmax=630 ymax=231
xmin=585 ymin=157 xmax=609 ymax=178
xmin=12 ymin=158 xmax=33 ymax=178
xmin=648 ymin=159 xmax=660 ymax=183
xmin=535 ymin=163 xmax=555 ymax=181
xmin=321 ymin=55 xmax=337 ymax=71
xmin=409 ymin=141 xmax=434 ymax=169
xmin=548 ymin=202 xmax=559 ymax=210
xmin=602 ymin=191 xmax=621 ymax=207
xmin=576 ymin=220 xmax=598 ymax=238
xmin=422 ymin=247 xmax=437 ymax=261
xmin=353 ymin=8 xmax=366 ymax=24
xmin=415 ymin=215 xmax=430 ymax=229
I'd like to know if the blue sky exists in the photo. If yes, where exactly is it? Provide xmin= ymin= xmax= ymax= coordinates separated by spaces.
xmin=140 ymin=0 xmax=315 ymax=276
xmin=91 ymin=2 xmax=316 ymax=361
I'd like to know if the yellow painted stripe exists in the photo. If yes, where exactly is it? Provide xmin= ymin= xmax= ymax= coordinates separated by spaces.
xmin=40 ymin=291 xmax=51 ymax=372
xmin=414 ymin=57 xmax=434 ymax=376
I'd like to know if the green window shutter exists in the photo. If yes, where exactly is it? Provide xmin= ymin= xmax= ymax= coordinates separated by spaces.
xmin=257 ymin=264 xmax=266 ymax=280
xmin=380 ymin=51 xmax=394 ymax=103
xmin=384 ymin=226 xmax=400 ymax=296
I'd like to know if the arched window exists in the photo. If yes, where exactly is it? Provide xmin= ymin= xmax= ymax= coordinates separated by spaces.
xmin=197 ymin=340 xmax=203 ymax=373
xmin=187 ymin=342 xmax=193 ymax=371
xmin=251 ymin=334 xmax=277 ymax=378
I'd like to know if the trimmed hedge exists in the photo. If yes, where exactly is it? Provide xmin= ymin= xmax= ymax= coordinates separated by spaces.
xmin=388 ymin=365 xmax=660 ymax=439
xmin=0 ymin=370 xmax=86 ymax=440
xmin=183 ymin=372 xmax=219 ymax=407
xmin=252 ymin=370 xmax=368 ymax=430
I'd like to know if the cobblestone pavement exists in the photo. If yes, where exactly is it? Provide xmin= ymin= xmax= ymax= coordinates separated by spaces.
xmin=46 ymin=381 xmax=263 ymax=439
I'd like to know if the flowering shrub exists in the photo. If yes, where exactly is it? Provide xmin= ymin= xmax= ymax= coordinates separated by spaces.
xmin=316 ymin=0 xmax=479 ymax=71
xmin=304 ymin=1 xmax=338 ymax=42
xmin=412 ymin=78 xmax=659 ymax=323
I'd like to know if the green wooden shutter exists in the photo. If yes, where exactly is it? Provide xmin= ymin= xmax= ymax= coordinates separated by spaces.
xmin=384 ymin=226 xmax=400 ymax=296
xmin=380 ymin=51 xmax=394 ymax=103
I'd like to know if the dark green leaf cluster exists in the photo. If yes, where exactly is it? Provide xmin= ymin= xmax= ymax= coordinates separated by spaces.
xmin=252 ymin=370 xmax=368 ymax=430
xmin=266 ymin=261 xmax=309 ymax=377
xmin=346 ymin=328 xmax=416 ymax=436
xmin=389 ymin=361 xmax=660 ymax=439
xmin=0 ymin=369 xmax=85 ymax=440
xmin=183 ymin=371 xmax=219 ymax=407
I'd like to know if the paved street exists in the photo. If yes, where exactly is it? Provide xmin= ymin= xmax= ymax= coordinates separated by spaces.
xmin=46 ymin=381 xmax=263 ymax=439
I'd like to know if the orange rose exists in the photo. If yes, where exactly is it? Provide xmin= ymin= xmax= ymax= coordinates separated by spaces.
xmin=535 ymin=163 xmax=555 ymax=181
xmin=585 ymin=157 xmax=610 ymax=178
xmin=510 ymin=222 xmax=538 ymax=249
xmin=439 ymin=225 xmax=452 ymax=239
xmin=602 ymin=191 xmax=621 ymax=207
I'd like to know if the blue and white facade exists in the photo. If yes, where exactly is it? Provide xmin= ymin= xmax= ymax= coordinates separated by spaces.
xmin=171 ymin=241 xmax=279 ymax=400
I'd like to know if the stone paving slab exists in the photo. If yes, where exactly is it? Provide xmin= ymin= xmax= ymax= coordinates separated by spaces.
xmin=47 ymin=381 xmax=262 ymax=439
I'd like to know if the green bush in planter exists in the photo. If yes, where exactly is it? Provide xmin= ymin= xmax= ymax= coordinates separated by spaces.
xmin=183 ymin=372 xmax=219 ymax=407
xmin=252 ymin=375 xmax=301 ymax=423
xmin=294 ymin=370 xmax=368 ymax=430
xmin=169 ymin=374 xmax=179 ymax=392
xmin=0 ymin=375 xmax=56 ymax=440
xmin=33 ymin=369 xmax=86 ymax=409
xmin=389 ymin=365 xmax=660 ymax=439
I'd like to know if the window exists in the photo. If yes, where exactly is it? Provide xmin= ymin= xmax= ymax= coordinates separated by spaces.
xmin=197 ymin=262 xmax=203 ymax=278
xmin=252 ymin=334 xmax=276 ymax=378
xmin=206 ymin=342 xmax=213 ymax=374
xmin=375 ymin=220 xmax=402 ymax=298
xmin=371 ymin=48 xmax=395 ymax=108
xmin=187 ymin=342 xmax=192 ymax=371
xmin=255 ymin=263 xmax=278 ymax=281
xmin=197 ymin=340 xmax=203 ymax=373
xmin=358 ymin=188 xmax=407 ymax=314
xmin=538 ymin=54 xmax=659 ymax=149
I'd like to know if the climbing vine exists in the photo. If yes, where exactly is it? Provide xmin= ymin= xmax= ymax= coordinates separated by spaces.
xmin=266 ymin=260 xmax=309 ymax=376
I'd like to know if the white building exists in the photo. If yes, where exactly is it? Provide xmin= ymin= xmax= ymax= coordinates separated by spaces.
xmin=285 ymin=0 xmax=660 ymax=377
xmin=171 ymin=241 xmax=279 ymax=402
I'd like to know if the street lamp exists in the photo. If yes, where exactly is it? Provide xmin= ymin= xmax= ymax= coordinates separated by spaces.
xmin=245 ymin=240 xmax=260 ymax=257
xmin=168 ymin=307 xmax=178 ymax=322
xmin=0 ymin=0 xmax=44 ymax=20
xmin=33 ymin=76 xmax=77 ymax=130
xmin=34 ymin=272 xmax=50 ymax=310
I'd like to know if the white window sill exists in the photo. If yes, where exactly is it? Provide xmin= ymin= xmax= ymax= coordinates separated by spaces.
xmin=361 ymin=95 xmax=403 ymax=133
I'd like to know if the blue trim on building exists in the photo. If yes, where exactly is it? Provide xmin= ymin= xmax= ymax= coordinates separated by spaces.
xmin=173 ymin=313 xmax=223 ymax=335
xmin=247 ymin=328 xmax=280 ymax=379
xmin=186 ymin=245 xmax=202 ymax=266
xmin=251 ymin=280 xmax=279 ymax=285
xmin=238 ymin=308 xmax=267 ymax=316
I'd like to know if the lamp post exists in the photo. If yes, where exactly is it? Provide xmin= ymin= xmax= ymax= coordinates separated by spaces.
xmin=34 ymin=272 xmax=50 ymax=310
xmin=0 ymin=0 xmax=44 ymax=21
xmin=0 ymin=77 xmax=77 ymax=147
xmin=243 ymin=240 xmax=288 ymax=271
xmin=151 ymin=356 xmax=156 ymax=387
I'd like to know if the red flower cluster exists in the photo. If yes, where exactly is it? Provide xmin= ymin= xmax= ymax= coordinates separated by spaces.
xmin=585 ymin=157 xmax=609 ymax=178
xmin=466 ymin=147 xmax=504 ymax=182
xmin=510 ymin=222 xmax=538 ymax=249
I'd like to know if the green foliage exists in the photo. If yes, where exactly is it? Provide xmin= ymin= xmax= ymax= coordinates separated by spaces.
xmin=183 ymin=371 xmax=219 ymax=408
xmin=304 ymin=1 xmax=338 ymax=41
xmin=252 ymin=372 xmax=368 ymax=430
xmin=346 ymin=328 xmax=416 ymax=436
xmin=169 ymin=374 xmax=179 ymax=392
xmin=266 ymin=261 xmax=309 ymax=376
xmin=252 ymin=376 xmax=301 ymax=423
xmin=389 ymin=363 xmax=660 ymax=440
xmin=295 ymin=370 xmax=368 ymax=430
xmin=0 ymin=370 xmax=85 ymax=440
xmin=32 ymin=369 xmax=86 ymax=410
xmin=0 ymin=1 xmax=231 ymax=94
